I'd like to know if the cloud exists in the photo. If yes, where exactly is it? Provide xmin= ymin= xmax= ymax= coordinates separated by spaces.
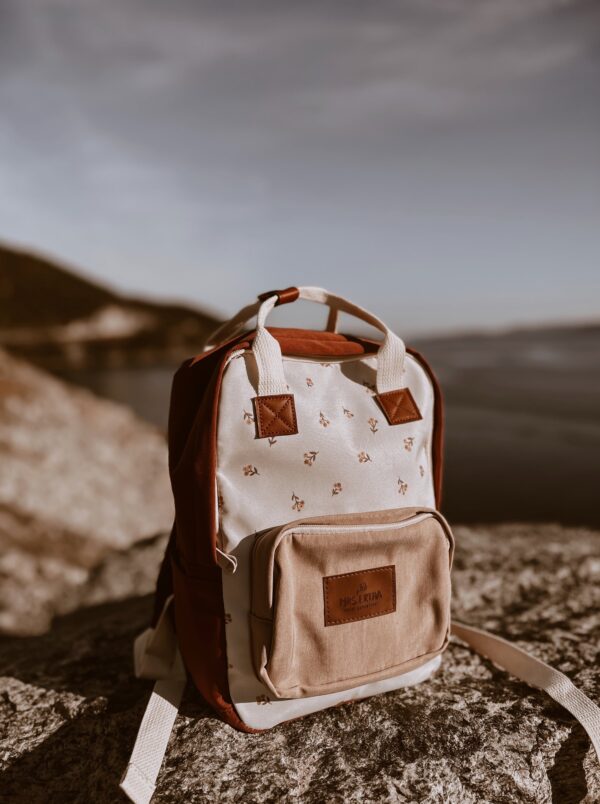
xmin=0 ymin=0 xmax=598 ymax=328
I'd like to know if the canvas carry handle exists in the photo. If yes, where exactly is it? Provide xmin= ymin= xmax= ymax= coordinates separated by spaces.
xmin=204 ymin=286 xmax=339 ymax=351
xmin=251 ymin=287 xmax=406 ymax=396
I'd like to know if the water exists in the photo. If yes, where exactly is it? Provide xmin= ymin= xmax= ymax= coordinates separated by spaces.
xmin=57 ymin=328 xmax=600 ymax=528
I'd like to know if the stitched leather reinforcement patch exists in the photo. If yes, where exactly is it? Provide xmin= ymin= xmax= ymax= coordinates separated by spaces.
xmin=253 ymin=394 xmax=299 ymax=439
xmin=323 ymin=565 xmax=396 ymax=626
xmin=376 ymin=388 xmax=422 ymax=426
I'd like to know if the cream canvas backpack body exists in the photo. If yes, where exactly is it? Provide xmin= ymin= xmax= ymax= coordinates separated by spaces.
xmin=120 ymin=287 xmax=600 ymax=804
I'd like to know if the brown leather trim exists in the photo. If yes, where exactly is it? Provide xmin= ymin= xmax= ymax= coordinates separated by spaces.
xmin=257 ymin=287 xmax=300 ymax=306
xmin=168 ymin=335 xmax=256 ymax=732
xmin=253 ymin=394 xmax=298 ymax=438
xmin=375 ymin=388 xmax=422 ymax=426
xmin=405 ymin=346 xmax=444 ymax=507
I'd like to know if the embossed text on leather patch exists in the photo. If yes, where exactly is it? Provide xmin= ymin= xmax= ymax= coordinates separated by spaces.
xmin=323 ymin=565 xmax=396 ymax=626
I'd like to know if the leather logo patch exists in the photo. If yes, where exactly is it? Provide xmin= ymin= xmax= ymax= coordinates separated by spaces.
xmin=323 ymin=565 xmax=396 ymax=626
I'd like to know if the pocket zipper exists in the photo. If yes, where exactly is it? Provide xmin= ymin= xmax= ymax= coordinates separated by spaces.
xmin=279 ymin=512 xmax=432 ymax=538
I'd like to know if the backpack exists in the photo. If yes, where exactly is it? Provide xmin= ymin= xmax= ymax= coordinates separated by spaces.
xmin=120 ymin=287 xmax=600 ymax=804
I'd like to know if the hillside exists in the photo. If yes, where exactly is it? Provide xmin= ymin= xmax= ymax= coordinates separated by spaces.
xmin=0 ymin=242 xmax=220 ymax=369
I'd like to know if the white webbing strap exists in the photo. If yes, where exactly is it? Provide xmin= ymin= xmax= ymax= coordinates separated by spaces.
xmin=121 ymin=596 xmax=187 ymax=804
xmin=120 ymin=677 xmax=186 ymax=804
xmin=452 ymin=620 xmax=600 ymax=762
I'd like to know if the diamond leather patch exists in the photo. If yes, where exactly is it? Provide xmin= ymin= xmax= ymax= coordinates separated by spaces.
xmin=253 ymin=394 xmax=299 ymax=439
xmin=376 ymin=388 xmax=422 ymax=426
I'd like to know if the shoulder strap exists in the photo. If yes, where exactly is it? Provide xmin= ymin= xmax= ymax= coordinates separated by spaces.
xmin=120 ymin=597 xmax=187 ymax=804
xmin=120 ymin=615 xmax=600 ymax=803
xmin=452 ymin=620 xmax=600 ymax=761
xmin=120 ymin=677 xmax=186 ymax=804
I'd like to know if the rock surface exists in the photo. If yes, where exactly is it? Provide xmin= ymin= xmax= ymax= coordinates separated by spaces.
xmin=1 ymin=523 xmax=599 ymax=803
xmin=0 ymin=348 xmax=173 ymax=634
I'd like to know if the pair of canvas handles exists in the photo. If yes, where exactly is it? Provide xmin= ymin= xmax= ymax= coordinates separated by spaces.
xmin=120 ymin=601 xmax=600 ymax=804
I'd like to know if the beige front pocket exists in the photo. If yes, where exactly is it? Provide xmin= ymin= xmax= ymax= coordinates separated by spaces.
xmin=250 ymin=507 xmax=453 ymax=699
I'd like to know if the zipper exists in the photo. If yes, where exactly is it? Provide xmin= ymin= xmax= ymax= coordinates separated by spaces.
xmin=253 ymin=511 xmax=450 ymax=602
xmin=280 ymin=512 xmax=432 ymax=538
xmin=223 ymin=349 xmax=377 ymax=369
xmin=282 ymin=354 xmax=377 ymax=365
xmin=254 ymin=510 xmax=450 ymax=554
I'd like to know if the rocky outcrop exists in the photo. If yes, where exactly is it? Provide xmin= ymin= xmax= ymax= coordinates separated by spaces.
xmin=1 ymin=523 xmax=598 ymax=803
xmin=0 ymin=242 xmax=218 ymax=370
xmin=0 ymin=348 xmax=173 ymax=634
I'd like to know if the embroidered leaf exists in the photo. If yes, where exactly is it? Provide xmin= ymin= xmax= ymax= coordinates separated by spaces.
xmin=331 ymin=482 xmax=343 ymax=496
xmin=368 ymin=417 xmax=379 ymax=433
xmin=303 ymin=451 xmax=319 ymax=466
xmin=398 ymin=478 xmax=408 ymax=495
xmin=243 ymin=410 xmax=255 ymax=424
xmin=243 ymin=464 xmax=259 ymax=476
xmin=419 ymin=465 xmax=425 ymax=477
xmin=357 ymin=451 xmax=372 ymax=463
xmin=343 ymin=407 xmax=354 ymax=418
xmin=268 ymin=437 xmax=277 ymax=447
xmin=291 ymin=492 xmax=305 ymax=511
xmin=319 ymin=411 xmax=330 ymax=428
xmin=404 ymin=437 xmax=415 ymax=452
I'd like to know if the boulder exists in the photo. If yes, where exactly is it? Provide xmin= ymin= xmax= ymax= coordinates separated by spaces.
xmin=0 ymin=348 xmax=173 ymax=634
xmin=1 ymin=522 xmax=598 ymax=803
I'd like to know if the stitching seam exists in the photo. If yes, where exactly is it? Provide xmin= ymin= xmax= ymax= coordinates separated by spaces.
xmin=254 ymin=394 xmax=298 ymax=437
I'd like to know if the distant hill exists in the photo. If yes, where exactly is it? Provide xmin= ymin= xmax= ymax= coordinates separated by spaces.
xmin=0 ymin=242 xmax=220 ymax=369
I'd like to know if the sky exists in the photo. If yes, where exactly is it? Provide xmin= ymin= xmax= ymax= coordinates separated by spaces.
xmin=0 ymin=0 xmax=599 ymax=335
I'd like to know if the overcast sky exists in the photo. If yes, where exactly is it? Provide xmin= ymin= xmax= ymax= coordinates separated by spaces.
xmin=0 ymin=0 xmax=599 ymax=335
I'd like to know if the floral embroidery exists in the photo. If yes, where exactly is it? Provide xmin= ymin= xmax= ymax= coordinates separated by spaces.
xmin=268 ymin=437 xmax=277 ymax=447
xmin=243 ymin=410 xmax=254 ymax=425
xmin=398 ymin=478 xmax=408 ymax=495
xmin=419 ymin=465 xmax=425 ymax=477
xmin=243 ymin=464 xmax=259 ymax=476
xmin=368 ymin=417 xmax=379 ymax=434
xmin=319 ymin=411 xmax=330 ymax=427
xmin=291 ymin=492 xmax=305 ymax=511
xmin=362 ymin=380 xmax=376 ymax=393
xmin=331 ymin=482 xmax=343 ymax=496
xmin=256 ymin=695 xmax=272 ymax=705
xmin=404 ymin=437 xmax=415 ymax=452
xmin=358 ymin=451 xmax=372 ymax=463
xmin=342 ymin=407 xmax=354 ymax=418
xmin=320 ymin=363 xmax=332 ymax=368
xmin=224 ymin=613 xmax=232 ymax=624
xmin=306 ymin=377 xmax=314 ymax=387
xmin=304 ymin=451 xmax=319 ymax=466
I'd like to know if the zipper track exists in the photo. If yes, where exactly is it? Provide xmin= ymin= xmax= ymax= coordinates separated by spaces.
xmin=281 ymin=512 xmax=432 ymax=538
xmin=224 ymin=349 xmax=378 ymax=369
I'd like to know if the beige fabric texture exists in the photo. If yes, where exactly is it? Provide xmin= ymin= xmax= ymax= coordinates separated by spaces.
xmin=251 ymin=508 xmax=454 ymax=699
